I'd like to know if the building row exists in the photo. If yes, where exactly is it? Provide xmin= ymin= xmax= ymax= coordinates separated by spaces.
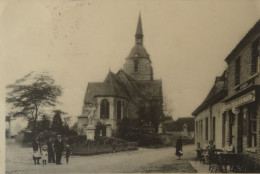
xmin=192 ymin=19 xmax=260 ymax=166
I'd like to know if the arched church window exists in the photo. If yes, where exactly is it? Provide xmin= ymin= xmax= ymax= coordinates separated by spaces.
xmin=117 ymin=101 xmax=121 ymax=120
xmin=134 ymin=60 xmax=138 ymax=72
xmin=100 ymin=99 xmax=109 ymax=119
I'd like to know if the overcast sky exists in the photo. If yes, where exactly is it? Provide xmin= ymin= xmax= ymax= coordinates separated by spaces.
xmin=1 ymin=0 xmax=260 ymax=128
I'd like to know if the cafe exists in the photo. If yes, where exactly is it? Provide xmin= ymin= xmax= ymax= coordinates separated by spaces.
xmin=193 ymin=19 xmax=260 ymax=172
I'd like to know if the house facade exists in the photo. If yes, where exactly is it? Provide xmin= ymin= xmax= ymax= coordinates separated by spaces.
xmin=193 ymin=19 xmax=260 ymax=167
xmin=192 ymin=72 xmax=227 ymax=149
xmin=77 ymin=14 xmax=163 ymax=137
xmin=164 ymin=117 xmax=195 ymax=138
xmin=222 ymin=19 xmax=260 ymax=162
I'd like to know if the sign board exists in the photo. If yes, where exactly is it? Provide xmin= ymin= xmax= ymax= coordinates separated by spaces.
xmin=224 ymin=90 xmax=255 ymax=111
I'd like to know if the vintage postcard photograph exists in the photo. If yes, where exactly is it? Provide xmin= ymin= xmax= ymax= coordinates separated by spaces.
xmin=1 ymin=0 xmax=260 ymax=173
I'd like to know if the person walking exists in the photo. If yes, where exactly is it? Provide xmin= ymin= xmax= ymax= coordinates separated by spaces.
xmin=47 ymin=138 xmax=55 ymax=163
xmin=65 ymin=145 xmax=71 ymax=164
xmin=175 ymin=136 xmax=183 ymax=160
xmin=54 ymin=135 xmax=64 ymax=165
xmin=32 ymin=137 xmax=41 ymax=165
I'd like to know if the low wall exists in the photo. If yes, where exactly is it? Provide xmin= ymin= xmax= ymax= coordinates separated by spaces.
xmin=71 ymin=142 xmax=138 ymax=156
xmin=157 ymin=134 xmax=195 ymax=146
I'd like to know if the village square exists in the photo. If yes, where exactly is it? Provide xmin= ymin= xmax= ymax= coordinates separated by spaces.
xmin=2 ymin=0 xmax=260 ymax=173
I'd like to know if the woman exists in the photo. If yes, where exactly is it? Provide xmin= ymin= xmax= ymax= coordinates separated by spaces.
xmin=175 ymin=136 xmax=183 ymax=160
xmin=32 ymin=137 xmax=41 ymax=165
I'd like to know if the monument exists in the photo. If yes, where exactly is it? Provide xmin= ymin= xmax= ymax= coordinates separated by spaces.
xmin=86 ymin=104 xmax=97 ymax=140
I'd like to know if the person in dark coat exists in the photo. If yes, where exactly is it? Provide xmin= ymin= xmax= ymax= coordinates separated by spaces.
xmin=54 ymin=135 xmax=64 ymax=165
xmin=32 ymin=137 xmax=41 ymax=165
xmin=47 ymin=137 xmax=55 ymax=163
xmin=175 ymin=136 xmax=183 ymax=160
xmin=65 ymin=145 xmax=71 ymax=164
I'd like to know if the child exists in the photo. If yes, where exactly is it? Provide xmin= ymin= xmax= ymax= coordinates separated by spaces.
xmin=65 ymin=145 xmax=71 ymax=164
xmin=32 ymin=137 xmax=41 ymax=165
xmin=41 ymin=145 xmax=48 ymax=166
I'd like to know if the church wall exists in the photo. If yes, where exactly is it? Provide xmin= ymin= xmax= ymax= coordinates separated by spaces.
xmin=95 ymin=97 xmax=129 ymax=130
xmin=123 ymin=57 xmax=152 ymax=80
xmin=127 ymin=101 xmax=139 ymax=118
xmin=96 ymin=97 xmax=115 ymax=120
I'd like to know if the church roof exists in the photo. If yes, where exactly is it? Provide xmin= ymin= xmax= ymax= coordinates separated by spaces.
xmin=127 ymin=44 xmax=150 ymax=59
xmin=135 ymin=13 xmax=143 ymax=36
xmin=84 ymin=70 xmax=162 ymax=104
xmin=84 ymin=72 xmax=129 ymax=103
xmin=127 ymin=13 xmax=151 ymax=62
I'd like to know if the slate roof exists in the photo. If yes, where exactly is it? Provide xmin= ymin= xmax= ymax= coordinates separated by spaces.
xmin=127 ymin=13 xmax=151 ymax=61
xmin=127 ymin=44 xmax=150 ymax=59
xmin=84 ymin=70 xmax=162 ymax=104
xmin=84 ymin=72 xmax=129 ymax=104
xmin=164 ymin=117 xmax=195 ymax=132
xmin=225 ymin=19 xmax=260 ymax=64
xmin=135 ymin=13 xmax=143 ymax=36
xmin=192 ymin=71 xmax=227 ymax=116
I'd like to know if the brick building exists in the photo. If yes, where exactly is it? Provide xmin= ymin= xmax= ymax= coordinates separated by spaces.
xmin=77 ymin=14 xmax=163 ymax=136
xmin=193 ymin=19 xmax=260 ymax=168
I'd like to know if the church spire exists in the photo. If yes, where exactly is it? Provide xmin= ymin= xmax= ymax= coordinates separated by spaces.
xmin=135 ymin=13 xmax=143 ymax=45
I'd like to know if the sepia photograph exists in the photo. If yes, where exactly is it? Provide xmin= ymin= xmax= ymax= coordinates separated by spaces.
xmin=1 ymin=0 xmax=260 ymax=173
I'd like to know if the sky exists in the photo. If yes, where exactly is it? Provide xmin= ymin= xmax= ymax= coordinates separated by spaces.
xmin=1 ymin=0 xmax=260 ymax=132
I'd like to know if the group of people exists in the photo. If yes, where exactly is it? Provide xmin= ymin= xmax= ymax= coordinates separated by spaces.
xmin=32 ymin=135 xmax=71 ymax=165
xmin=196 ymin=139 xmax=234 ymax=153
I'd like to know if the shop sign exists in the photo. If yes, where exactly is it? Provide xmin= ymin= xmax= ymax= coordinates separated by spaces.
xmin=224 ymin=90 xmax=255 ymax=111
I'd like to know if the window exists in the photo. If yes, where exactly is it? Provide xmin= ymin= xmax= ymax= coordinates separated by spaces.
xmin=200 ymin=120 xmax=203 ymax=142
xmin=228 ymin=111 xmax=234 ymax=142
xmin=135 ymin=53 xmax=139 ymax=57
xmin=235 ymin=57 xmax=241 ymax=85
xmin=134 ymin=60 xmax=138 ymax=72
xmin=205 ymin=117 xmax=208 ymax=141
xmin=251 ymin=38 xmax=259 ymax=75
xmin=248 ymin=109 xmax=257 ymax=147
xmin=213 ymin=117 xmax=216 ymax=141
xmin=222 ymin=114 xmax=226 ymax=147
xmin=100 ymin=99 xmax=109 ymax=119
xmin=117 ymin=101 xmax=121 ymax=120
xmin=196 ymin=122 xmax=199 ymax=141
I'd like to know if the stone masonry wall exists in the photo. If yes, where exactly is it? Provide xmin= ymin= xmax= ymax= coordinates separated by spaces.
xmin=123 ymin=57 xmax=153 ymax=80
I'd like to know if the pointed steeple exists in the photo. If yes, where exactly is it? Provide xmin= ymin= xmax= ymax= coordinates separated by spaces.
xmin=135 ymin=13 xmax=143 ymax=36
xmin=135 ymin=13 xmax=143 ymax=45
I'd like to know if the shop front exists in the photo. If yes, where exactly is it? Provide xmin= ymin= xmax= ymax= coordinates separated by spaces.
xmin=223 ymin=90 xmax=256 ymax=154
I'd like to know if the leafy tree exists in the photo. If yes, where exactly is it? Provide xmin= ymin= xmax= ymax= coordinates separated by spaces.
xmin=162 ymin=96 xmax=174 ymax=117
xmin=38 ymin=115 xmax=51 ymax=132
xmin=62 ymin=124 xmax=69 ymax=135
xmin=6 ymin=72 xmax=62 ymax=131
xmin=138 ymin=100 xmax=163 ymax=133
xmin=51 ymin=110 xmax=64 ymax=133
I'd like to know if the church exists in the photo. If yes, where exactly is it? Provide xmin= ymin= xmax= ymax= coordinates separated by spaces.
xmin=77 ymin=14 xmax=163 ymax=137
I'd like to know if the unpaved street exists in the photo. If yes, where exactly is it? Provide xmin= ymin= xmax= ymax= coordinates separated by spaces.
xmin=6 ymin=143 xmax=197 ymax=173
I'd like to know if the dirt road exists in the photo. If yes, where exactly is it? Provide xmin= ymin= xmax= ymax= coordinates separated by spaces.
xmin=6 ymin=143 xmax=197 ymax=173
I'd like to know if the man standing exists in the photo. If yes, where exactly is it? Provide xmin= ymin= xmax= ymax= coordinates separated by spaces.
xmin=54 ymin=135 xmax=64 ymax=165
xmin=47 ymin=137 xmax=55 ymax=163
